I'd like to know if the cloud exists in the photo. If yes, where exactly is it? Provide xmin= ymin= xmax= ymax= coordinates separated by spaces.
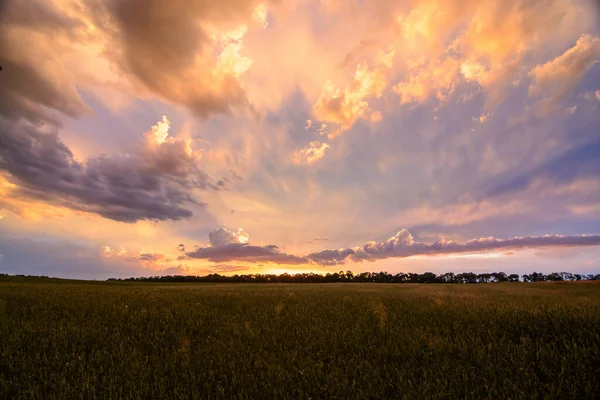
xmin=0 ymin=0 xmax=271 ymax=123
xmin=393 ymin=57 xmax=461 ymax=104
xmin=208 ymin=227 xmax=250 ymax=247
xmin=185 ymin=243 xmax=308 ymax=264
xmin=0 ymin=1 xmax=91 ymax=125
xmin=137 ymin=253 xmax=166 ymax=262
xmin=184 ymin=227 xmax=307 ymax=264
xmin=529 ymin=34 xmax=600 ymax=115
xmin=306 ymin=248 xmax=356 ymax=266
xmin=98 ymin=245 xmax=189 ymax=275
xmin=393 ymin=0 xmax=594 ymax=107
xmin=582 ymin=90 xmax=600 ymax=102
xmin=184 ymin=227 xmax=600 ymax=267
xmin=0 ymin=234 xmax=182 ymax=279
xmin=307 ymin=229 xmax=600 ymax=265
xmin=0 ymin=116 xmax=217 ymax=222
xmin=293 ymin=141 xmax=330 ymax=165
xmin=312 ymin=48 xmax=394 ymax=134
xmin=100 ymin=245 xmax=127 ymax=259
xmin=92 ymin=0 xmax=271 ymax=117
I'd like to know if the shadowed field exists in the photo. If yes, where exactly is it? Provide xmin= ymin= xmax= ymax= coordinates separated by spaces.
xmin=1 ymin=280 xmax=599 ymax=399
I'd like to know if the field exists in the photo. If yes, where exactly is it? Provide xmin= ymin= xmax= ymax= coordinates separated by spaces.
xmin=1 ymin=280 xmax=599 ymax=399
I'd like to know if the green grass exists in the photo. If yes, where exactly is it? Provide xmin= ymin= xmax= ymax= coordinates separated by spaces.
xmin=1 ymin=281 xmax=599 ymax=399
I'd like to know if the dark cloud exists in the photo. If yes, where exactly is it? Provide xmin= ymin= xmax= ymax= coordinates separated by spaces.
xmin=0 ymin=118 xmax=217 ymax=222
xmin=138 ymin=253 xmax=166 ymax=262
xmin=0 ymin=2 xmax=223 ymax=223
xmin=184 ymin=227 xmax=308 ymax=264
xmin=307 ymin=229 xmax=600 ymax=265
xmin=186 ymin=243 xmax=308 ymax=265
xmin=0 ymin=1 xmax=89 ymax=125
xmin=307 ymin=248 xmax=355 ymax=266
xmin=185 ymin=227 xmax=600 ymax=266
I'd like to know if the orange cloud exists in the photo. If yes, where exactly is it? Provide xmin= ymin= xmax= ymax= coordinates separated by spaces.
xmin=293 ymin=141 xmax=330 ymax=165
xmin=393 ymin=0 xmax=595 ymax=107
xmin=529 ymin=34 xmax=600 ymax=115
xmin=312 ymin=48 xmax=395 ymax=134
xmin=393 ymin=57 xmax=461 ymax=104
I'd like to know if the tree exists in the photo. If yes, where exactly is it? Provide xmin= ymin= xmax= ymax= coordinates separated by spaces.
xmin=440 ymin=272 xmax=457 ymax=283
xmin=546 ymin=272 xmax=564 ymax=281
xmin=419 ymin=272 xmax=437 ymax=283
xmin=491 ymin=272 xmax=508 ymax=282
xmin=345 ymin=270 xmax=354 ymax=281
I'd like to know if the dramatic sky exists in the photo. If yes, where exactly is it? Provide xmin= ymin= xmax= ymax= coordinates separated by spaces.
xmin=1 ymin=0 xmax=600 ymax=279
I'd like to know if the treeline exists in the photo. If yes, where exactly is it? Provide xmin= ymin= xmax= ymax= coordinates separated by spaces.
xmin=110 ymin=271 xmax=600 ymax=284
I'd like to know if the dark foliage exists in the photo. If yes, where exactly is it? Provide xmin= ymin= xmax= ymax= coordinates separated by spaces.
xmin=107 ymin=271 xmax=600 ymax=283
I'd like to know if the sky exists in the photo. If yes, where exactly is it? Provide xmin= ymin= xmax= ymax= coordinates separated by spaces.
xmin=1 ymin=0 xmax=600 ymax=279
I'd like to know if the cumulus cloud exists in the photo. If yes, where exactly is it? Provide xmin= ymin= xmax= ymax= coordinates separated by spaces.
xmin=208 ymin=227 xmax=250 ymax=247
xmin=184 ymin=227 xmax=307 ymax=264
xmin=529 ymin=34 xmax=600 ymax=115
xmin=306 ymin=229 xmax=600 ymax=265
xmin=0 ymin=116 xmax=218 ymax=222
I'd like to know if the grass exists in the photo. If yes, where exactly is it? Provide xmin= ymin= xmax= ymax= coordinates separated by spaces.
xmin=1 ymin=280 xmax=599 ymax=399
